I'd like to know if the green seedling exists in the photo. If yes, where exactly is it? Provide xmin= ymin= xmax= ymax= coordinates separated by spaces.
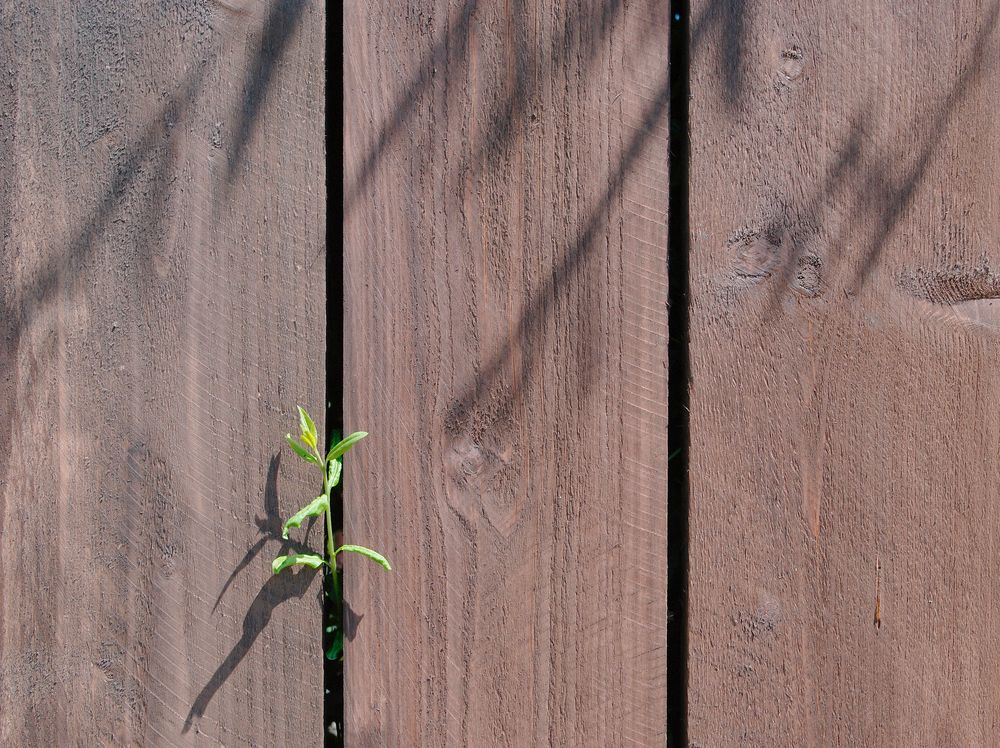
xmin=273 ymin=405 xmax=390 ymax=660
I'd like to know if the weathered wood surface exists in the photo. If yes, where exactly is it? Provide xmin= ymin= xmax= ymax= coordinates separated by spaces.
xmin=688 ymin=1 xmax=1000 ymax=744
xmin=0 ymin=1 xmax=325 ymax=744
xmin=343 ymin=0 xmax=669 ymax=744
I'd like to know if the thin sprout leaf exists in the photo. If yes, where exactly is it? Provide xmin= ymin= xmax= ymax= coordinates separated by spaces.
xmin=286 ymin=434 xmax=320 ymax=466
xmin=336 ymin=544 xmax=391 ymax=571
xmin=326 ymin=431 xmax=368 ymax=461
xmin=301 ymin=429 xmax=317 ymax=451
xmin=297 ymin=405 xmax=317 ymax=442
xmin=325 ymin=629 xmax=344 ymax=660
xmin=281 ymin=495 xmax=329 ymax=539
xmin=328 ymin=459 xmax=342 ymax=488
xmin=272 ymin=552 xmax=326 ymax=574
xmin=296 ymin=405 xmax=318 ymax=450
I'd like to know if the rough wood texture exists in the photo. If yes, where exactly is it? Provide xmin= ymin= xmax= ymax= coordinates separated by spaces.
xmin=344 ymin=0 xmax=669 ymax=744
xmin=688 ymin=1 xmax=1000 ymax=744
xmin=0 ymin=1 xmax=325 ymax=744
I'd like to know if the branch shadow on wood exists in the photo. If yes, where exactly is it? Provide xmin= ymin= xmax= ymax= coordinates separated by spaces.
xmin=0 ymin=57 xmax=209 ymax=502
xmin=344 ymin=0 xmax=638 ymax=215
xmin=0 ymin=0 xmax=309 ymax=351
xmin=0 ymin=0 xmax=314 ymax=564
xmin=690 ymin=0 xmax=747 ymax=108
xmin=844 ymin=0 xmax=999 ymax=292
xmin=446 ymin=69 xmax=670 ymax=433
xmin=758 ymin=0 xmax=1000 ymax=312
xmin=1 ymin=0 xmax=307 ymax=531
xmin=223 ymin=0 xmax=308 ymax=189
xmin=0 ymin=0 xmax=311 ymax=434
xmin=358 ymin=0 xmax=747 ymax=429
xmin=343 ymin=0 xmax=478 ymax=214
xmin=466 ymin=0 xmax=627 ymax=177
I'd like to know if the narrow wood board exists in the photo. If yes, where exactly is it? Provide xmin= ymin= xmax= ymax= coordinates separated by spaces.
xmin=0 ymin=1 xmax=325 ymax=744
xmin=688 ymin=1 xmax=1000 ymax=744
xmin=343 ymin=0 xmax=669 ymax=744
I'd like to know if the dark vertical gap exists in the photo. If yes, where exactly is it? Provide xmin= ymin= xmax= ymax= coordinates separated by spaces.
xmin=325 ymin=4 xmax=344 ymax=746
xmin=667 ymin=2 xmax=691 ymax=747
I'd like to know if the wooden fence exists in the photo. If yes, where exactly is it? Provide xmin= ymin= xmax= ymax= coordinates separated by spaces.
xmin=344 ymin=0 xmax=669 ymax=743
xmin=3 ymin=0 xmax=999 ymax=745
xmin=1 ymin=1 xmax=325 ymax=744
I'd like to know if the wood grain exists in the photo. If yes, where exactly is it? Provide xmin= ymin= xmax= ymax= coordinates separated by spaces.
xmin=687 ymin=0 xmax=1000 ymax=744
xmin=343 ymin=0 xmax=669 ymax=744
xmin=0 ymin=1 xmax=325 ymax=744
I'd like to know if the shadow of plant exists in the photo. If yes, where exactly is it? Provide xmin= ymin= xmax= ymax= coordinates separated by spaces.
xmin=183 ymin=565 xmax=320 ymax=734
xmin=212 ymin=453 xmax=321 ymax=614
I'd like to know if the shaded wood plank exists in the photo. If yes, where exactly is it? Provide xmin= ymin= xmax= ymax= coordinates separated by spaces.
xmin=0 ymin=1 xmax=325 ymax=744
xmin=343 ymin=0 xmax=670 ymax=744
xmin=688 ymin=0 xmax=1000 ymax=744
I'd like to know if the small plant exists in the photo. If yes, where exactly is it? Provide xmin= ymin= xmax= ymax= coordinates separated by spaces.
xmin=273 ymin=405 xmax=390 ymax=660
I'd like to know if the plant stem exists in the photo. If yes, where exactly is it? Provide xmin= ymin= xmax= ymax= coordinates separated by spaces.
xmin=324 ymin=461 xmax=341 ymax=605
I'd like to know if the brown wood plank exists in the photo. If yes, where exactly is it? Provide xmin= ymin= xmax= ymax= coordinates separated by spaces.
xmin=688 ymin=0 xmax=1000 ymax=744
xmin=343 ymin=0 xmax=669 ymax=744
xmin=0 ymin=1 xmax=325 ymax=744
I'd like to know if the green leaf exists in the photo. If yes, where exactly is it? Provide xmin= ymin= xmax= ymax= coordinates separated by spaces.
xmin=328 ymin=459 xmax=342 ymax=488
xmin=297 ymin=406 xmax=319 ymax=452
xmin=272 ymin=552 xmax=326 ymax=574
xmin=281 ymin=495 xmax=330 ymax=539
xmin=336 ymin=544 xmax=391 ymax=571
xmin=297 ymin=405 xmax=317 ymax=441
xmin=325 ymin=629 xmax=344 ymax=660
xmin=286 ymin=434 xmax=320 ymax=466
xmin=301 ymin=429 xmax=317 ymax=451
xmin=326 ymin=431 xmax=368 ymax=461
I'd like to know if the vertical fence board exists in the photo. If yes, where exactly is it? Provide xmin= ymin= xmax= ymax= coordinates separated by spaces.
xmin=343 ymin=0 xmax=669 ymax=744
xmin=688 ymin=0 xmax=1000 ymax=744
xmin=0 ymin=1 xmax=325 ymax=744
